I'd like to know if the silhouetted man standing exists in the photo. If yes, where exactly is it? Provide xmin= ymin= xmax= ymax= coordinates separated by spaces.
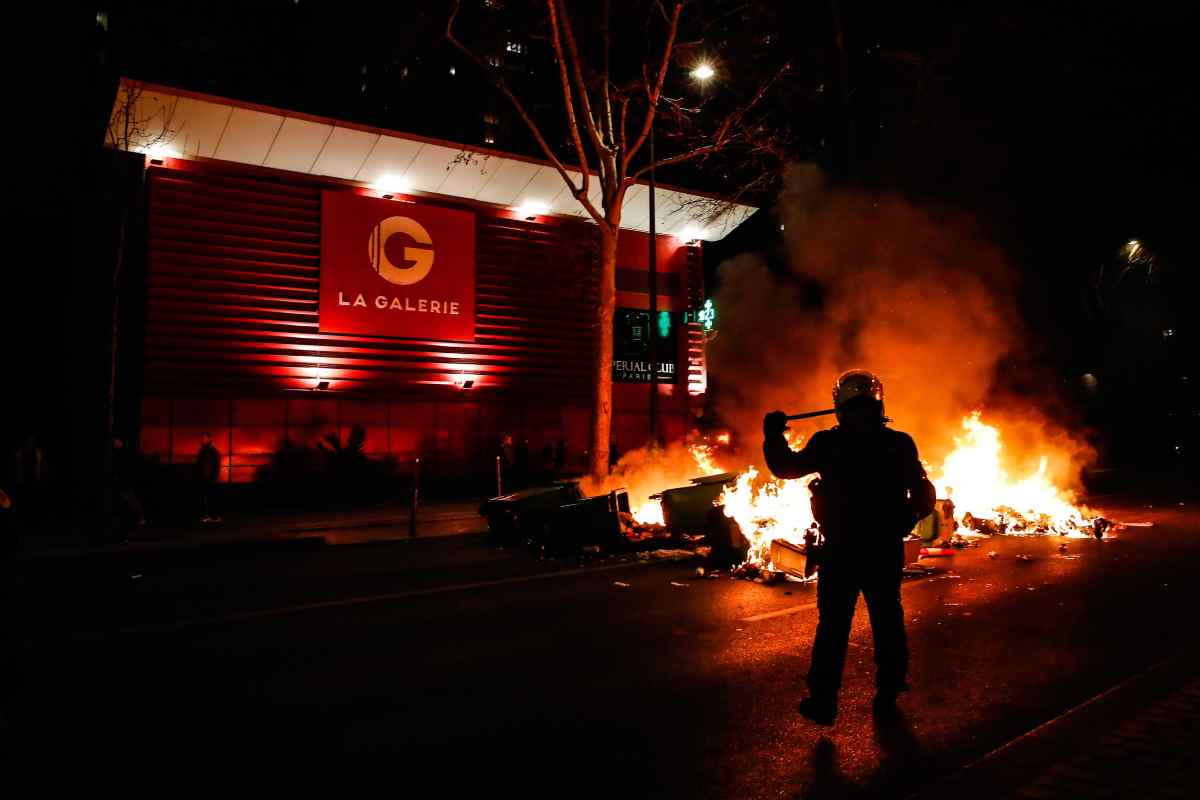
xmin=763 ymin=370 xmax=935 ymax=725
xmin=196 ymin=432 xmax=222 ymax=523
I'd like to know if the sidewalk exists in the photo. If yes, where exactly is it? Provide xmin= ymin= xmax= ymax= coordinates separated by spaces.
xmin=12 ymin=498 xmax=490 ymax=561
xmin=913 ymin=646 xmax=1200 ymax=799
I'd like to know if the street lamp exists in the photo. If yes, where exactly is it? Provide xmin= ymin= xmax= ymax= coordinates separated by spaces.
xmin=647 ymin=64 xmax=715 ymax=447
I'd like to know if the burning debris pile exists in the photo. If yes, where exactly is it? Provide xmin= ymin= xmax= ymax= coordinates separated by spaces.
xmin=479 ymin=410 xmax=1111 ymax=575
xmin=598 ymin=411 xmax=1108 ymax=579
xmin=933 ymin=413 xmax=1104 ymax=538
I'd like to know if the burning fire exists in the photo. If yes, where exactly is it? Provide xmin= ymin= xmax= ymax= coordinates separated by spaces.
xmin=933 ymin=412 xmax=1093 ymax=536
xmin=622 ymin=412 xmax=1096 ymax=570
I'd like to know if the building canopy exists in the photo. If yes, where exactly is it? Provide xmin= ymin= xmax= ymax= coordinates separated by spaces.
xmin=108 ymin=80 xmax=757 ymax=242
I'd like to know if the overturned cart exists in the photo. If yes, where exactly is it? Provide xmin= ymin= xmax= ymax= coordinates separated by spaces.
xmin=479 ymin=472 xmax=742 ymax=557
xmin=480 ymin=482 xmax=639 ymax=555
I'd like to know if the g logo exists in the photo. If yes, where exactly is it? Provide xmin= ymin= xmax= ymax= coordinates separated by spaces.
xmin=368 ymin=216 xmax=435 ymax=286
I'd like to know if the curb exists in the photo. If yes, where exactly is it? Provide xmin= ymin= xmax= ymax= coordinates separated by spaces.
xmin=8 ymin=525 xmax=489 ymax=564
xmin=909 ymin=645 xmax=1200 ymax=799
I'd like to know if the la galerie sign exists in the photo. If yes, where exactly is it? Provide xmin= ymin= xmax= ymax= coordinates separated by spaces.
xmin=319 ymin=191 xmax=476 ymax=341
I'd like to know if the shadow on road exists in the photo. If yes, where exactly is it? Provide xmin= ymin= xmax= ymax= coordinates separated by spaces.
xmin=794 ymin=709 xmax=923 ymax=799
xmin=801 ymin=738 xmax=855 ymax=798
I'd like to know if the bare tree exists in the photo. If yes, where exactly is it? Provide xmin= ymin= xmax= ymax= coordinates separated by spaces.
xmin=448 ymin=0 xmax=787 ymax=479
xmin=106 ymin=79 xmax=182 ymax=154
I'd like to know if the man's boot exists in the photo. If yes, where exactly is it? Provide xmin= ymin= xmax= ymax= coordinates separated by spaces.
xmin=797 ymin=695 xmax=838 ymax=726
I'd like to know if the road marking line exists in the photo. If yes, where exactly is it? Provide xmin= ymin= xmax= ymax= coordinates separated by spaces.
xmin=740 ymin=572 xmax=936 ymax=623
xmin=741 ymin=602 xmax=818 ymax=622
xmin=109 ymin=557 xmax=695 ymax=636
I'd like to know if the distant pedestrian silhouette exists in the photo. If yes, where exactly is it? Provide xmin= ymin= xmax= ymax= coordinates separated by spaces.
xmin=196 ymin=432 xmax=222 ymax=523
xmin=112 ymin=436 xmax=145 ymax=533
xmin=763 ymin=370 xmax=935 ymax=725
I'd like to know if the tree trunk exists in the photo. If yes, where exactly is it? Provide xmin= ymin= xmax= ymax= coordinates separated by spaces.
xmin=589 ymin=226 xmax=618 ymax=479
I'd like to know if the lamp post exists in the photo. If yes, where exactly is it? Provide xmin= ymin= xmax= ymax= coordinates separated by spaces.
xmin=647 ymin=62 xmax=715 ymax=448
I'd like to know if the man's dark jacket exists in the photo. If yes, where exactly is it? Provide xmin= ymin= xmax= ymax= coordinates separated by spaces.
xmin=763 ymin=425 xmax=936 ymax=561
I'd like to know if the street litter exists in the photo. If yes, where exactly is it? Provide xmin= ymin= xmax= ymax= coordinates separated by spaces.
xmin=920 ymin=547 xmax=955 ymax=557
xmin=902 ymin=563 xmax=934 ymax=577
xmin=1058 ymin=543 xmax=1069 ymax=552
xmin=695 ymin=567 xmax=706 ymax=578
xmin=636 ymin=548 xmax=697 ymax=560
xmin=987 ymin=551 xmax=999 ymax=558
xmin=669 ymin=581 xmax=689 ymax=587
xmin=1015 ymin=554 xmax=1034 ymax=562
xmin=612 ymin=581 xmax=631 ymax=588
xmin=1119 ymin=522 xmax=1154 ymax=528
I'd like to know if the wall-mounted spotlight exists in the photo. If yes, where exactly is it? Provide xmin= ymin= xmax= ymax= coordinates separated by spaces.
xmin=372 ymin=174 xmax=411 ymax=198
xmin=513 ymin=200 xmax=549 ymax=221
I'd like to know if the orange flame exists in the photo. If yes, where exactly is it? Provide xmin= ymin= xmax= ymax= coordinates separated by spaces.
xmin=932 ymin=412 xmax=1092 ymax=536
xmin=614 ymin=412 xmax=1094 ymax=567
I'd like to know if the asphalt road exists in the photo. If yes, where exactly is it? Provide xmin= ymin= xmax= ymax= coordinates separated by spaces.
xmin=1 ymin=501 xmax=1197 ymax=797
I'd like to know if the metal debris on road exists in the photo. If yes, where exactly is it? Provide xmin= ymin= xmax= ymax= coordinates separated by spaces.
xmin=636 ymin=548 xmax=699 ymax=561
xmin=669 ymin=581 xmax=689 ymax=587
xmin=612 ymin=581 xmax=631 ymax=588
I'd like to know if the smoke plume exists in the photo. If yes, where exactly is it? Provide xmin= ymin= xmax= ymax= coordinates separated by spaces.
xmin=708 ymin=163 xmax=1093 ymax=485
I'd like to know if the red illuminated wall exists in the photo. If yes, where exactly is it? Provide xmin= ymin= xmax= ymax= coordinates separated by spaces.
xmin=138 ymin=159 xmax=704 ymax=481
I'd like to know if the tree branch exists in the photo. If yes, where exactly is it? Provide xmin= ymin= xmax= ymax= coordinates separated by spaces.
xmin=447 ymin=0 xmax=605 ymax=224
xmin=601 ymin=0 xmax=615 ymax=151
xmin=630 ymin=143 xmax=718 ymax=182
xmin=621 ymin=1 xmax=683 ymax=175
xmin=629 ymin=60 xmax=789 ymax=182
xmin=552 ymin=0 xmax=610 ymax=165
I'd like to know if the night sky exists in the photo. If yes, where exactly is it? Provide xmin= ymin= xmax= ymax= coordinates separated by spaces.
xmin=3 ymin=0 xmax=1197 ymax=471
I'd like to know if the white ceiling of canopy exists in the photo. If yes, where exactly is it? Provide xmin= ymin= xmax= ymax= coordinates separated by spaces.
xmin=109 ymin=82 xmax=757 ymax=241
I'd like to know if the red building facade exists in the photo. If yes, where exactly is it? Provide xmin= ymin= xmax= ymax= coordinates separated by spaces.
xmin=134 ymin=156 xmax=707 ymax=484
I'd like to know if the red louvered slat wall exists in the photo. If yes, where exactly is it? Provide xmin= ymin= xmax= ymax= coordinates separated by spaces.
xmin=138 ymin=160 xmax=702 ymax=483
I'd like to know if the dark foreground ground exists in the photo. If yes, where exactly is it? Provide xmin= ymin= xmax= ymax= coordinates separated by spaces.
xmin=1 ymin=499 xmax=1198 ymax=797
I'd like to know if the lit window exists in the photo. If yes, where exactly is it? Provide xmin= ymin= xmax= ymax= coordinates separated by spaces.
xmin=96 ymin=11 xmax=109 ymax=30
xmin=487 ymin=55 xmax=502 ymax=68
xmin=449 ymin=65 xmax=456 ymax=76
xmin=506 ymin=41 xmax=524 ymax=54
xmin=484 ymin=134 xmax=496 ymax=144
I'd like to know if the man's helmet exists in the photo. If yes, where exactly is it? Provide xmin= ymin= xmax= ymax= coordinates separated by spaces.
xmin=833 ymin=370 xmax=885 ymax=423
